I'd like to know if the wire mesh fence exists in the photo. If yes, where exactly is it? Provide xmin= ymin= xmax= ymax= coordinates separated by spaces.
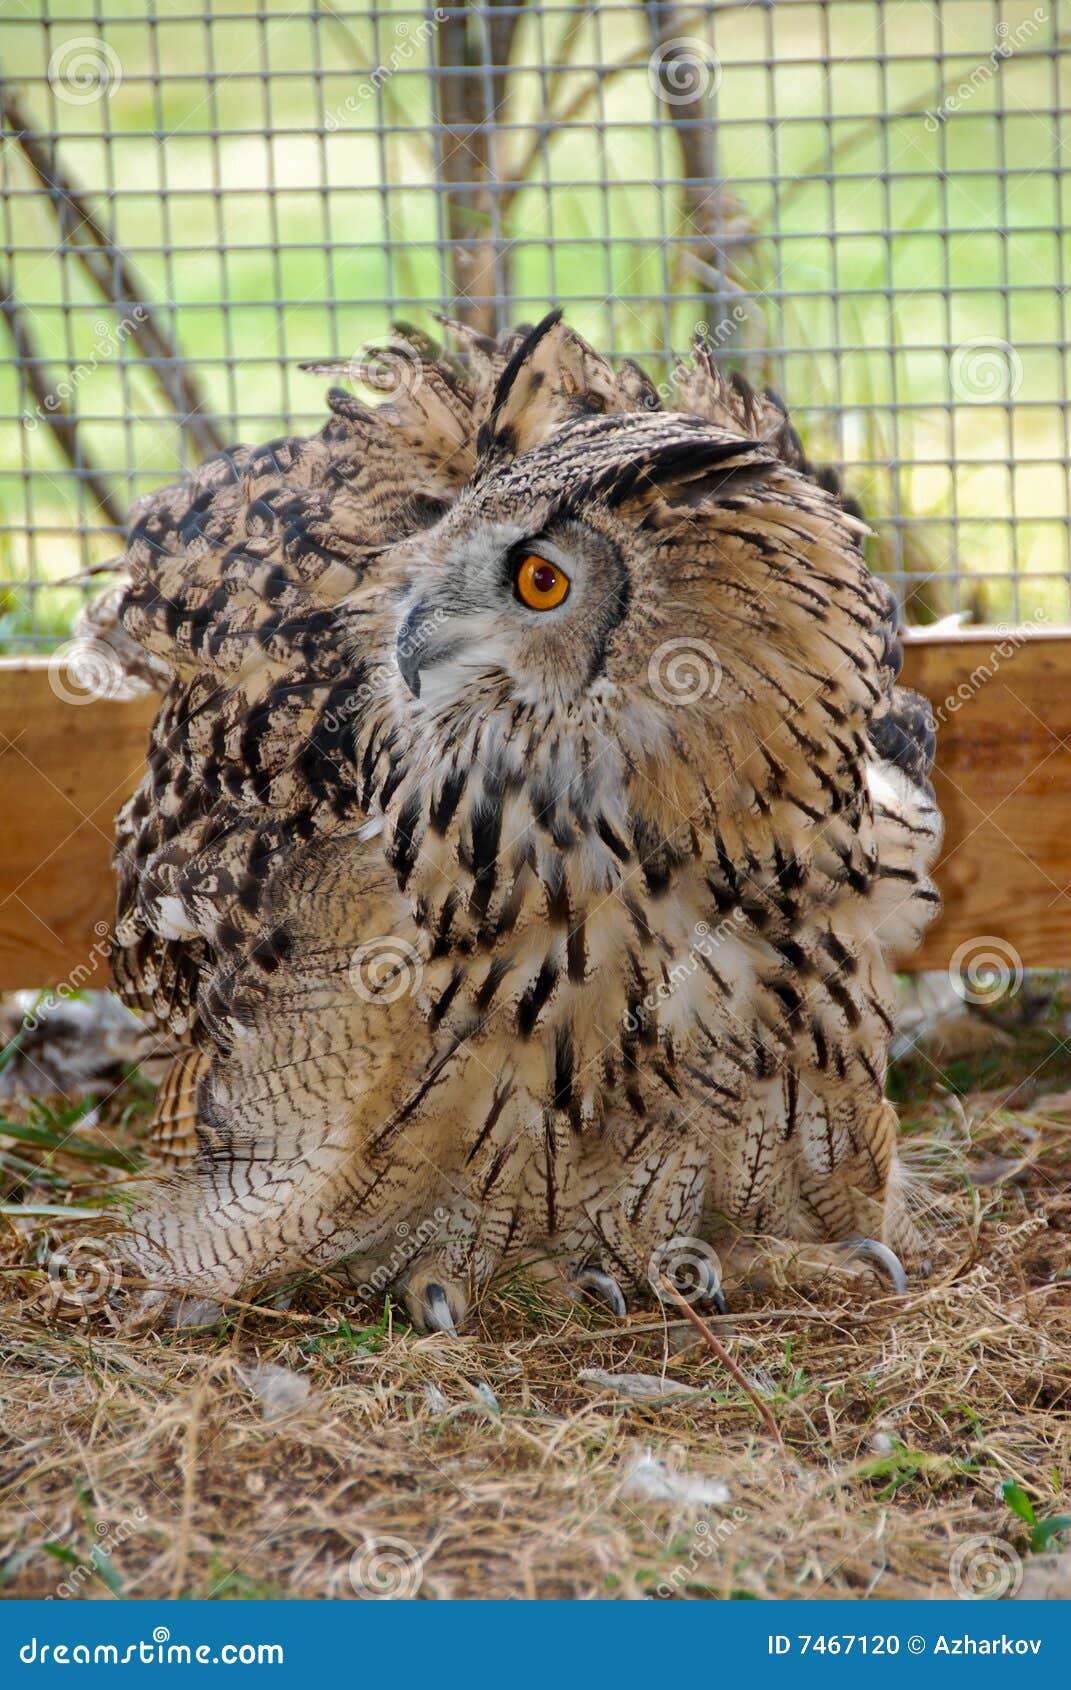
xmin=0 ymin=0 xmax=1066 ymax=649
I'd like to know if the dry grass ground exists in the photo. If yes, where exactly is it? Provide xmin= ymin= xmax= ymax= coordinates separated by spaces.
xmin=1 ymin=987 xmax=1069 ymax=1602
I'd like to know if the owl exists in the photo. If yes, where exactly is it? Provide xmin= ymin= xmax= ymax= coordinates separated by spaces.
xmin=83 ymin=312 xmax=941 ymax=1333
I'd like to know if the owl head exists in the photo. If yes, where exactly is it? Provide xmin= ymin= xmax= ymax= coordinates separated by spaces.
xmin=379 ymin=312 xmax=891 ymax=866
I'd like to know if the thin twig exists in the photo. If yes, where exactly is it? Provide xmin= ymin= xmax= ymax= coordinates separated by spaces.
xmin=0 ymin=261 xmax=125 ymax=530
xmin=170 ymin=1383 xmax=203 ymax=1597
xmin=0 ymin=83 xmax=223 ymax=461
xmin=522 ymin=1305 xmax=837 ymax=1347
xmin=4 ymin=1266 xmax=333 ymax=1327
xmin=117 ymin=1281 xmax=333 ymax=1325
xmin=659 ymin=1275 xmax=784 ymax=1447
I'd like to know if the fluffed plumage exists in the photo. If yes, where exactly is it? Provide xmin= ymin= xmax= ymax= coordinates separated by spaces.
xmin=82 ymin=312 xmax=941 ymax=1330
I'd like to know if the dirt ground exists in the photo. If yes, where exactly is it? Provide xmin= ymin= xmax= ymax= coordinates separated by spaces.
xmin=1 ymin=986 xmax=1069 ymax=1601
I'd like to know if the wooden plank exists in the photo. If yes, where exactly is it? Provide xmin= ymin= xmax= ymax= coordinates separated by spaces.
xmin=0 ymin=632 xmax=1070 ymax=988
xmin=0 ymin=659 xmax=155 ymax=991
xmin=901 ymin=626 xmax=1071 ymax=972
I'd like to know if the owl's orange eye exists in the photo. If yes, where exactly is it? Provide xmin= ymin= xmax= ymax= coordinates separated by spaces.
xmin=514 ymin=553 xmax=570 ymax=611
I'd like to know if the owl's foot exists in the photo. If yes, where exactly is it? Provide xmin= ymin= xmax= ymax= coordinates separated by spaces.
xmin=838 ymin=1236 xmax=907 ymax=1294
xmin=570 ymin=1248 xmax=726 ymax=1320
xmin=574 ymin=1266 xmax=628 ymax=1319
xmin=652 ymin=1251 xmax=727 ymax=1315
xmin=720 ymin=1234 xmax=908 ymax=1299
xmin=401 ymin=1269 xmax=468 ymax=1336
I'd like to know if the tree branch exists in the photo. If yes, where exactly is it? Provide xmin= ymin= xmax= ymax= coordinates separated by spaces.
xmin=0 ymin=82 xmax=223 ymax=462
xmin=0 ymin=261 xmax=125 ymax=532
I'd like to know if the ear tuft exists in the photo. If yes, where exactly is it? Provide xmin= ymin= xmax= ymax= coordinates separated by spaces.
xmin=476 ymin=309 xmax=563 ymax=459
xmin=476 ymin=309 xmax=626 ymax=463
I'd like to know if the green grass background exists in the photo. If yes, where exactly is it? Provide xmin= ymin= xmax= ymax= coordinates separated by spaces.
xmin=1 ymin=0 xmax=1068 ymax=645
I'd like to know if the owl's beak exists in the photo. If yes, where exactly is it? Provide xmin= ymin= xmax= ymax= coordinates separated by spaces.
xmin=396 ymin=637 xmax=422 ymax=698
xmin=396 ymin=600 xmax=473 ymax=701
xmin=395 ymin=604 xmax=432 ymax=698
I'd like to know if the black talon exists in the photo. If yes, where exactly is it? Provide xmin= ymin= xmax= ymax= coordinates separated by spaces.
xmin=422 ymin=1281 xmax=459 ymax=1335
xmin=653 ymin=1257 xmax=727 ymax=1314
xmin=694 ymin=1256 xmax=727 ymax=1314
xmin=840 ymin=1237 xmax=908 ymax=1295
xmin=575 ymin=1268 xmax=628 ymax=1319
xmin=706 ymin=1275 xmax=728 ymax=1317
